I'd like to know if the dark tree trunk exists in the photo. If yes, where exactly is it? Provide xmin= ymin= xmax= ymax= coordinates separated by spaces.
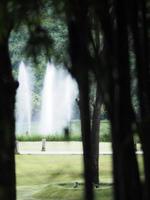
xmin=78 ymin=73 xmax=94 ymax=200
xmin=91 ymin=85 xmax=102 ymax=185
xmin=0 ymin=36 xmax=17 ymax=200
xmin=128 ymin=1 xmax=150 ymax=199
xmin=93 ymin=1 xmax=143 ymax=200
xmin=109 ymin=1 xmax=142 ymax=200
xmin=66 ymin=1 xmax=94 ymax=199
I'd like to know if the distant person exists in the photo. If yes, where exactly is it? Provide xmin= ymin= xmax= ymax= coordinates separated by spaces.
xmin=64 ymin=127 xmax=70 ymax=141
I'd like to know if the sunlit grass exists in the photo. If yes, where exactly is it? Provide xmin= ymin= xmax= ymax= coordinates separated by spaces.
xmin=16 ymin=154 xmax=143 ymax=200
xmin=34 ymin=183 xmax=112 ymax=200
xmin=16 ymin=155 xmax=113 ymax=200
xmin=16 ymin=155 xmax=84 ymax=186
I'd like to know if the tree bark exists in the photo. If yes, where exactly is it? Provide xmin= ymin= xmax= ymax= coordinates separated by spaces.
xmin=78 ymin=73 xmax=94 ymax=200
xmin=128 ymin=1 xmax=150 ymax=199
xmin=91 ymin=85 xmax=102 ymax=185
xmin=93 ymin=1 xmax=143 ymax=200
xmin=0 ymin=35 xmax=17 ymax=200
xmin=66 ymin=1 xmax=94 ymax=199
xmin=109 ymin=1 xmax=142 ymax=200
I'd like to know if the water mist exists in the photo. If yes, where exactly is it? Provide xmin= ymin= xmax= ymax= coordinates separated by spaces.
xmin=39 ymin=63 xmax=78 ymax=135
xmin=15 ymin=62 xmax=32 ymax=135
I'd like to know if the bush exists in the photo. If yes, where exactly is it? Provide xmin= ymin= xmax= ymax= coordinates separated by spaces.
xmin=16 ymin=134 xmax=82 ymax=142
xmin=16 ymin=120 xmax=111 ymax=142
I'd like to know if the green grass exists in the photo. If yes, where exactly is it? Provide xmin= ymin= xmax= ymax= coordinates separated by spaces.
xmin=16 ymin=154 xmax=144 ymax=200
xmin=16 ymin=155 xmax=84 ymax=186
xmin=16 ymin=120 xmax=110 ymax=142
xmin=16 ymin=155 xmax=113 ymax=200
xmin=34 ymin=183 xmax=112 ymax=200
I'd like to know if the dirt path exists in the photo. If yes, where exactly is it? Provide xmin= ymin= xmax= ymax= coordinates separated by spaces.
xmin=17 ymin=142 xmax=113 ymax=154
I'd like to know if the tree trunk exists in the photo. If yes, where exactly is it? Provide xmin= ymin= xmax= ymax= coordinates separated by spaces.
xmin=78 ymin=73 xmax=94 ymax=200
xmin=0 ymin=36 xmax=17 ymax=200
xmin=93 ymin=1 xmax=143 ymax=199
xmin=66 ymin=1 xmax=94 ymax=199
xmin=109 ymin=1 xmax=143 ymax=200
xmin=91 ymin=85 xmax=102 ymax=185
xmin=129 ymin=1 xmax=150 ymax=199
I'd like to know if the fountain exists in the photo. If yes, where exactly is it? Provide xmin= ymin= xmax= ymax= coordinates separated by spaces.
xmin=39 ymin=63 xmax=78 ymax=135
xmin=39 ymin=63 xmax=56 ymax=134
xmin=15 ymin=61 xmax=32 ymax=135
xmin=64 ymin=75 xmax=77 ymax=125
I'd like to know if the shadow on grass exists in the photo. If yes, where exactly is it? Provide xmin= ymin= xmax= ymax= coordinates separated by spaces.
xmin=33 ymin=182 xmax=113 ymax=200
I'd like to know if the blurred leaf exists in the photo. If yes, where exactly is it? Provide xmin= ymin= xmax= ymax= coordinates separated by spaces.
xmin=25 ymin=25 xmax=53 ymax=62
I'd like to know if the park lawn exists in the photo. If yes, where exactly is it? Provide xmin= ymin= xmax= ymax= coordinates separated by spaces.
xmin=16 ymin=155 xmax=112 ymax=200
xmin=16 ymin=155 xmax=143 ymax=200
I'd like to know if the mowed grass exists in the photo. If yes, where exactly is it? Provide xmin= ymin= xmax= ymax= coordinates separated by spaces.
xmin=16 ymin=155 xmax=113 ymax=200
xmin=16 ymin=155 xmax=143 ymax=200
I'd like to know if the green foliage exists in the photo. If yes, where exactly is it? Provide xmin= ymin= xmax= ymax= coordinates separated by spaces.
xmin=101 ymin=133 xmax=111 ymax=143
xmin=10 ymin=4 xmax=69 ymax=118
xmin=25 ymin=26 xmax=53 ymax=61
xmin=10 ymin=3 xmax=68 ymax=66
xmin=9 ymin=26 xmax=29 ymax=70
xmin=100 ymin=120 xmax=111 ymax=141
xmin=16 ymin=134 xmax=81 ymax=142
xmin=38 ymin=4 xmax=68 ymax=64
xmin=16 ymin=120 xmax=111 ymax=142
